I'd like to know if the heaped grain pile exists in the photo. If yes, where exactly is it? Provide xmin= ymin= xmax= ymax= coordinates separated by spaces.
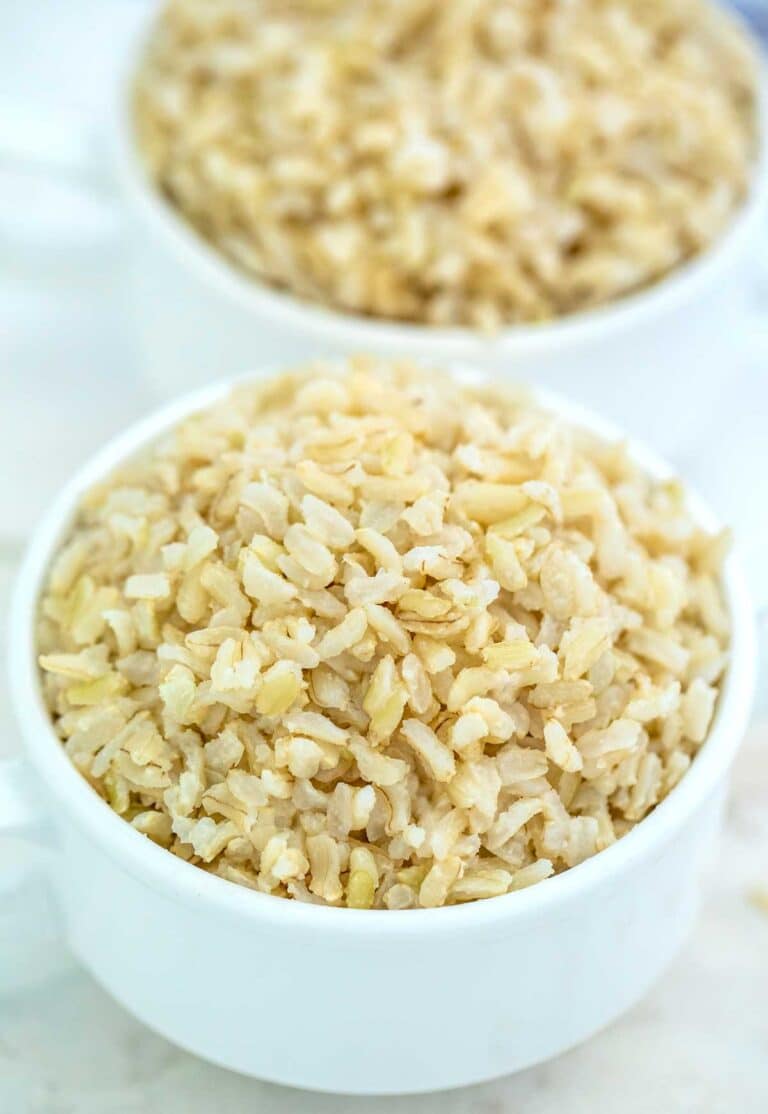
xmin=133 ymin=0 xmax=757 ymax=328
xmin=38 ymin=360 xmax=730 ymax=908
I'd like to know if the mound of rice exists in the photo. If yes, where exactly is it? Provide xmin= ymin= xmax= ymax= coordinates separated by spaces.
xmin=38 ymin=359 xmax=729 ymax=908
xmin=133 ymin=0 xmax=756 ymax=328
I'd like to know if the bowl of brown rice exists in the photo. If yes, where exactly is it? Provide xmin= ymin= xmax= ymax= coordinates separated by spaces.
xmin=116 ymin=1 xmax=768 ymax=453
xmin=6 ymin=358 xmax=756 ymax=1092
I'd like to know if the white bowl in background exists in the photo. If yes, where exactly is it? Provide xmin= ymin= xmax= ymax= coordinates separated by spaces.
xmin=112 ymin=10 xmax=768 ymax=457
xmin=3 ymin=369 xmax=756 ymax=1094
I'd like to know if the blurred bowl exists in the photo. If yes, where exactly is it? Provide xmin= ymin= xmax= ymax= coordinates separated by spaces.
xmin=113 ymin=9 xmax=768 ymax=457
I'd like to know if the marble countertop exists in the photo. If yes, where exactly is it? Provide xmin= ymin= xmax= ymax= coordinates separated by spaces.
xmin=1 ymin=4 xmax=767 ymax=1109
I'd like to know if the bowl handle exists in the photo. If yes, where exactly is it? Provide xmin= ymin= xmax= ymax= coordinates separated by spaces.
xmin=0 ymin=757 xmax=76 ymax=991
xmin=0 ymin=758 xmax=48 ymax=895
xmin=0 ymin=758 xmax=42 ymax=833
xmin=0 ymin=99 xmax=109 ymax=190
xmin=0 ymin=99 xmax=121 ymax=264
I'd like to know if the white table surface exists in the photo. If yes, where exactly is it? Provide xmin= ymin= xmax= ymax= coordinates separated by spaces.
xmin=1 ymin=3 xmax=768 ymax=1110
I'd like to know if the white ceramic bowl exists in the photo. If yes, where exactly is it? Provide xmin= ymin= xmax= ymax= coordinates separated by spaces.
xmin=3 ymin=369 xmax=756 ymax=1095
xmin=113 ymin=9 xmax=768 ymax=456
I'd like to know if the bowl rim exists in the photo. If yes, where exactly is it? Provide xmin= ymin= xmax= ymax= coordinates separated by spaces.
xmin=113 ymin=12 xmax=768 ymax=356
xmin=8 ymin=365 xmax=757 ymax=935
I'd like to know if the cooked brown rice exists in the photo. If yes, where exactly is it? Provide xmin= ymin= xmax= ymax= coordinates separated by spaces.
xmin=133 ymin=0 xmax=757 ymax=328
xmin=38 ymin=359 xmax=730 ymax=907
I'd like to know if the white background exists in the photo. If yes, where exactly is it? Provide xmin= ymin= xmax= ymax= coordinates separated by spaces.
xmin=1 ymin=3 xmax=767 ymax=1110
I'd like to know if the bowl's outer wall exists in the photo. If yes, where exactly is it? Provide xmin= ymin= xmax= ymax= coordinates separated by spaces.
xmin=49 ymin=777 xmax=726 ymax=1093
